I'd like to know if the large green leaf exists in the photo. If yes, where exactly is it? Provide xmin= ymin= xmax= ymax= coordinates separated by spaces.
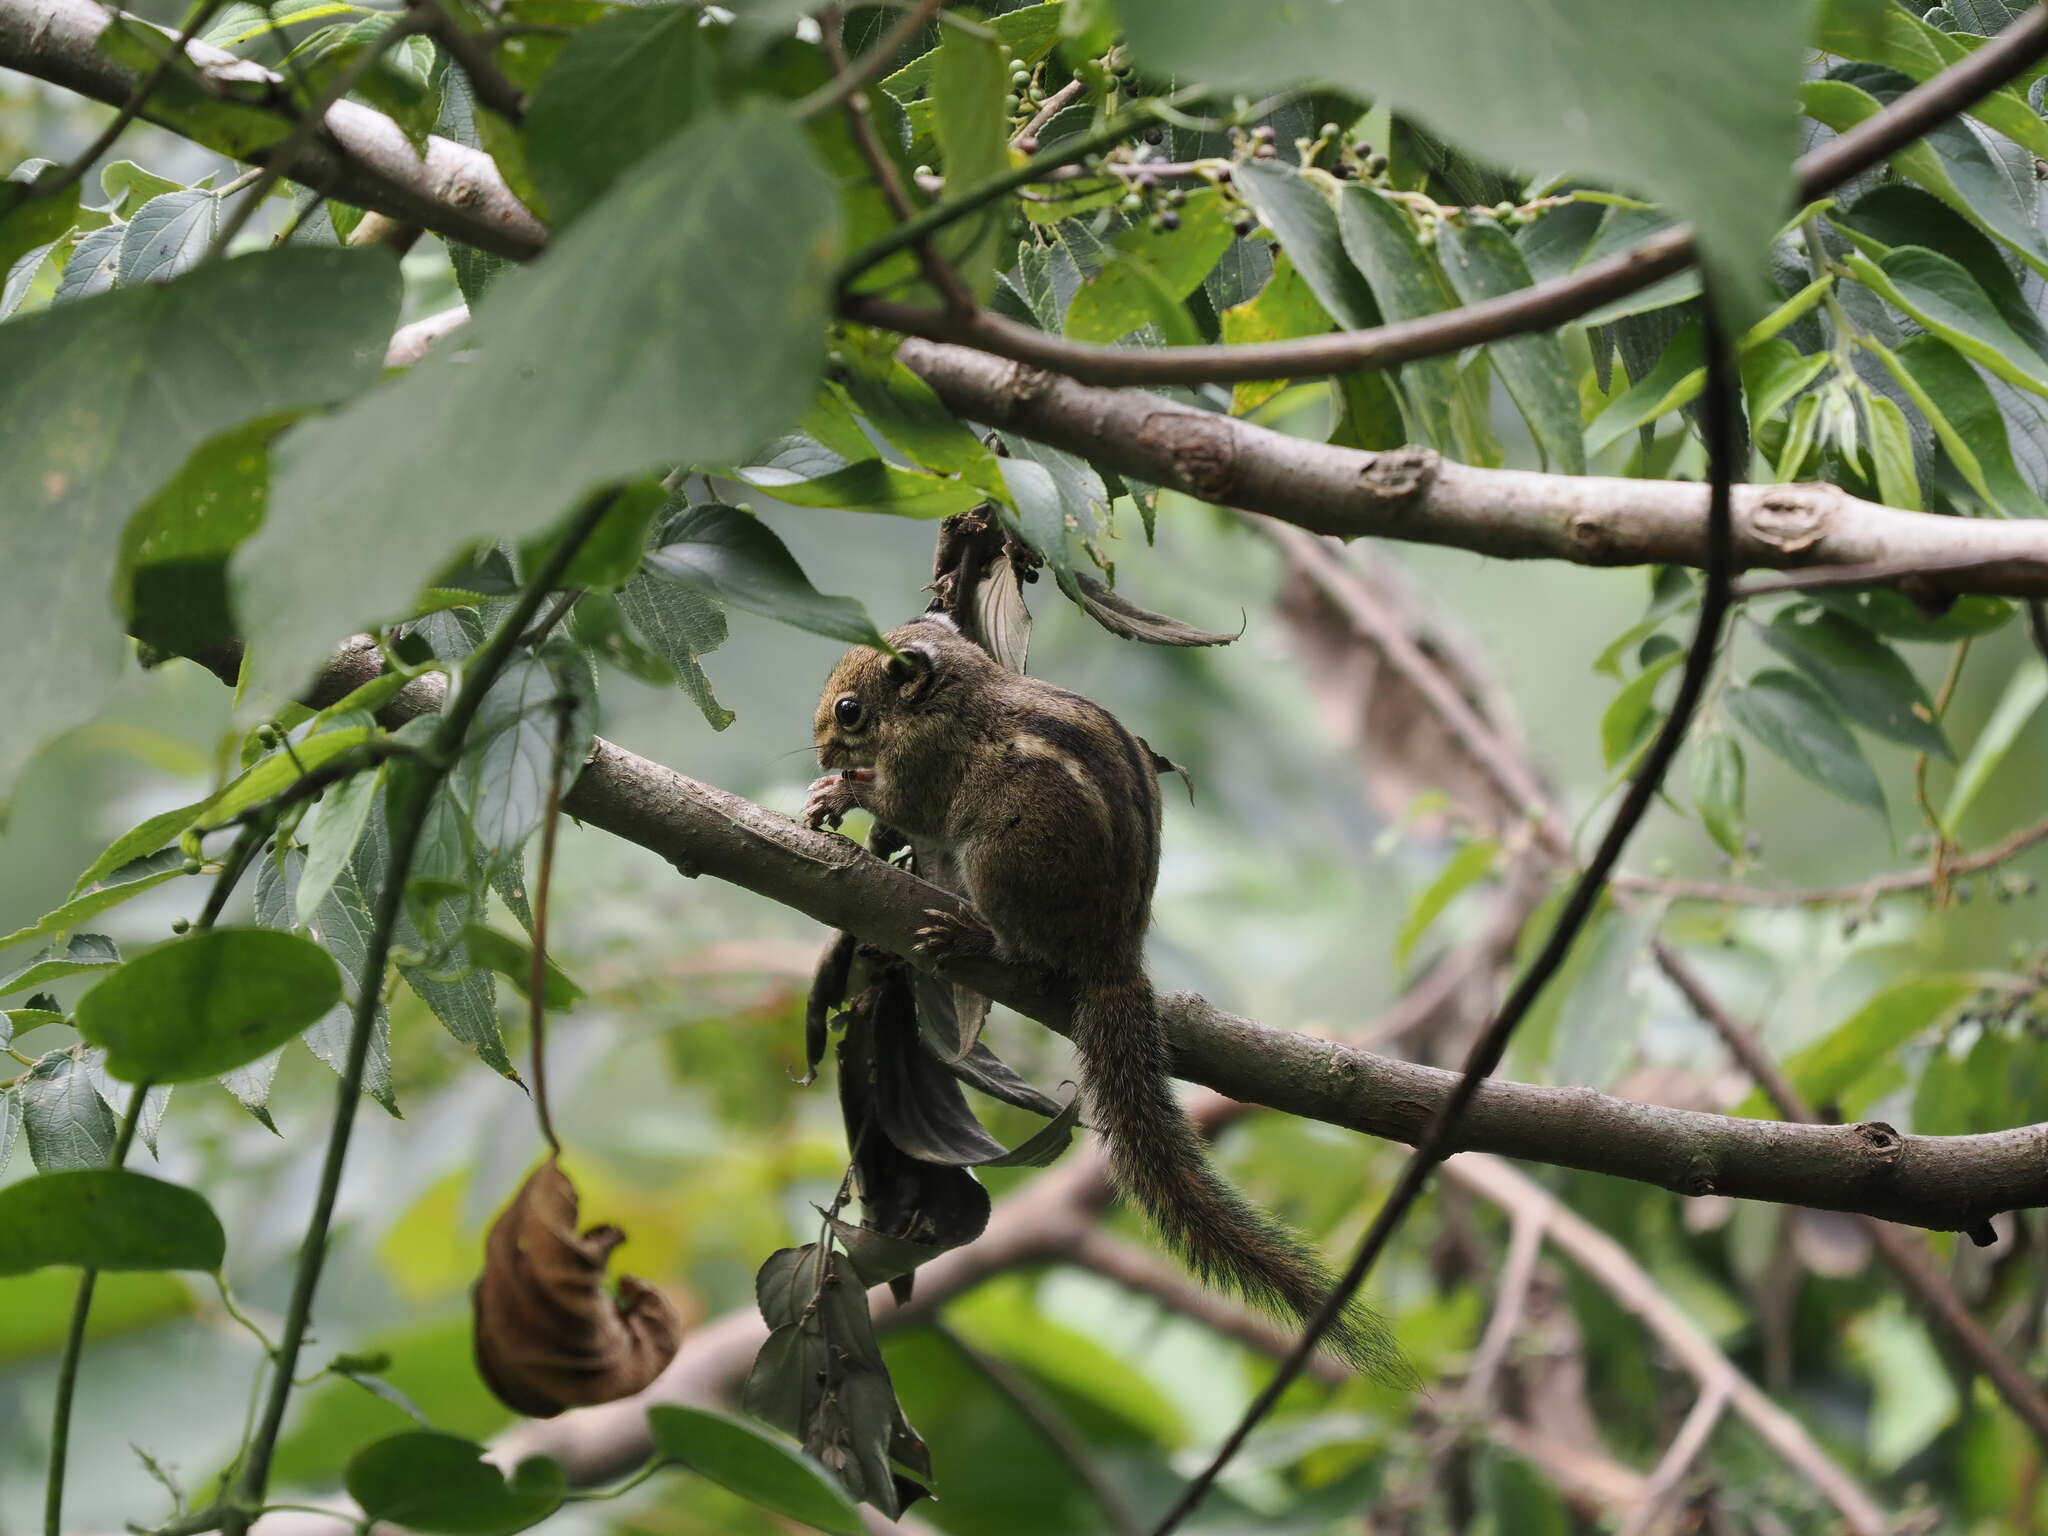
xmin=1849 ymin=246 xmax=2048 ymax=398
xmin=525 ymin=4 xmax=710 ymax=227
xmin=930 ymin=14 xmax=1010 ymax=301
xmin=1745 ymin=975 xmax=1976 ymax=1115
xmin=0 ymin=248 xmax=400 ymax=799
xmin=74 ymin=927 xmax=342 ymax=1084
xmin=1066 ymin=188 xmax=1235 ymax=345
xmin=1875 ymin=334 xmax=2048 ymax=518
xmin=0 ymin=1170 xmax=225 ymax=1274
xmin=1723 ymin=668 xmax=1887 ymax=820
xmin=645 ymin=504 xmax=887 ymax=648
xmin=0 ymin=850 xmax=191 ymax=950
xmin=647 ymin=1405 xmax=863 ymax=1535
xmin=1437 ymin=217 xmax=1585 ymax=473
xmin=347 ymin=1433 xmax=565 ymax=1534
xmin=19 ymin=1050 xmax=119 ymax=1170
xmin=242 ymin=106 xmax=837 ymax=701
xmin=1816 ymin=0 xmax=2048 ymax=159
xmin=0 ymin=935 xmax=120 ymax=999
xmin=1118 ymin=0 xmax=1810 ymax=324
xmin=1335 ymin=188 xmax=1462 ymax=450
xmin=1235 ymin=162 xmax=1380 ymax=330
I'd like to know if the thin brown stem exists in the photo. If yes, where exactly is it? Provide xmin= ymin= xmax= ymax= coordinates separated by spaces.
xmin=406 ymin=0 xmax=524 ymax=123
xmin=796 ymin=0 xmax=945 ymax=123
xmin=1014 ymin=77 xmax=1084 ymax=145
xmin=527 ymin=698 xmax=572 ymax=1156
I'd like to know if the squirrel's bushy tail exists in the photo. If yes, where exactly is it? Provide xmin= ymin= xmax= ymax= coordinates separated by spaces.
xmin=1072 ymin=975 xmax=1411 ymax=1384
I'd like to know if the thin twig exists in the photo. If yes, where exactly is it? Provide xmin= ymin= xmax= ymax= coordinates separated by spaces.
xmin=219 ymin=489 xmax=618 ymax=1536
xmin=1461 ymin=1205 xmax=1549 ymax=1406
xmin=1014 ymin=77 xmax=1084 ymax=146
xmin=795 ymin=0 xmax=944 ymax=123
xmin=850 ymin=4 xmax=2048 ymax=385
xmin=527 ymin=699 xmax=572 ymax=1155
xmin=1614 ymin=1377 xmax=1732 ymax=1536
xmin=1147 ymin=292 xmax=1743 ymax=1536
xmin=820 ymin=2 xmax=977 ymax=314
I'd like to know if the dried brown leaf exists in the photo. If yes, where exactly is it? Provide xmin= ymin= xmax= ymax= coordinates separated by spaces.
xmin=472 ymin=1157 xmax=683 ymax=1418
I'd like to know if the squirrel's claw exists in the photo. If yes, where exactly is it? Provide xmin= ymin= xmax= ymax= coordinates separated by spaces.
xmin=803 ymin=772 xmax=864 ymax=830
xmin=914 ymin=907 xmax=996 ymax=964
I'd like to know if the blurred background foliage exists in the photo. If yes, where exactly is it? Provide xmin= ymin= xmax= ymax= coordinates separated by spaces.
xmin=10 ymin=3 xmax=2048 ymax=1533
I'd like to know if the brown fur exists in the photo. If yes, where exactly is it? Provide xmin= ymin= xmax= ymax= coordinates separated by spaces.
xmin=810 ymin=619 xmax=1407 ymax=1380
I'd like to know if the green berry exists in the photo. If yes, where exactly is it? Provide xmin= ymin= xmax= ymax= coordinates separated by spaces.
xmin=171 ymin=917 xmax=190 ymax=934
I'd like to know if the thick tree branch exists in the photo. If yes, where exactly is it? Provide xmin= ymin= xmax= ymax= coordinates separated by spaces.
xmin=0 ymin=0 xmax=546 ymax=260
xmin=898 ymin=336 xmax=2048 ymax=596
xmin=283 ymin=639 xmax=2048 ymax=1234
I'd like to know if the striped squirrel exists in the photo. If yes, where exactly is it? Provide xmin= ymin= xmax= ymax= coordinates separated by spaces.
xmin=806 ymin=615 xmax=1405 ymax=1378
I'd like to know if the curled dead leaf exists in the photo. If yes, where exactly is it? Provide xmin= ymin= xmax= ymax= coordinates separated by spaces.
xmin=472 ymin=1157 xmax=683 ymax=1418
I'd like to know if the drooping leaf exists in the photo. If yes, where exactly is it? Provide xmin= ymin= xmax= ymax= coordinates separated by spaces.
xmin=459 ymin=923 xmax=583 ymax=1008
xmin=1598 ymin=648 xmax=1686 ymax=769
xmin=454 ymin=655 xmax=593 ymax=865
xmin=645 ymin=1405 xmax=864 ymax=1536
xmin=1942 ymin=661 xmax=2048 ymax=835
xmin=1335 ymin=187 xmax=1463 ymax=450
xmin=1235 ymin=162 xmax=1381 ymax=330
xmin=1395 ymin=837 xmax=1498 ymax=971
xmin=297 ymin=762 xmax=385 ymax=923
xmin=1221 ymin=252 xmax=1335 ymax=414
xmin=1737 ymin=975 xmax=1976 ymax=1116
xmin=0 ymin=248 xmax=400 ymax=799
xmin=0 ymin=1170 xmax=225 ymax=1274
xmin=1759 ymin=609 xmax=1950 ymax=759
xmin=0 ymin=849 xmax=192 ymax=950
xmin=613 ymin=564 xmax=734 ymax=729
xmin=253 ymin=850 xmax=396 ymax=1107
xmin=347 ymin=1432 xmax=566 ymax=1534
xmin=735 ymin=459 xmax=986 ymax=519
xmin=1723 ymin=668 xmax=1887 ymax=820
xmin=1873 ymin=333 xmax=2048 ymax=518
xmin=1849 ymin=246 xmax=2048 ymax=398
xmin=645 ymin=504 xmax=888 ymax=648
xmin=1066 ymin=188 xmax=1235 ymax=345
xmin=1690 ymin=730 xmax=1746 ymax=858
xmin=1119 ymin=0 xmax=1809 ymax=324
xmin=242 ymin=107 xmax=837 ymax=702
xmin=0 ymin=158 xmax=81 ymax=280
xmin=929 ymin=13 xmax=1010 ymax=301
xmin=473 ymin=1158 xmax=684 ymax=1418
xmin=74 ymin=927 xmax=342 ymax=1084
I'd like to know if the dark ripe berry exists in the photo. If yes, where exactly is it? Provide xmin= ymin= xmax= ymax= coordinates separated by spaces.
xmin=1352 ymin=141 xmax=1373 ymax=158
xmin=1143 ymin=127 xmax=1164 ymax=145
xmin=1213 ymin=165 xmax=1232 ymax=184
xmin=1163 ymin=187 xmax=1184 ymax=205
xmin=1232 ymin=212 xmax=1257 ymax=236
xmin=1365 ymin=152 xmax=1388 ymax=174
xmin=1157 ymin=209 xmax=1180 ymax=231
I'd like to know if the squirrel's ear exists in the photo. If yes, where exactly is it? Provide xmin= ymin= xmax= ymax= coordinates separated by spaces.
xmin=888 ymin=642 xmax=938 ymax=699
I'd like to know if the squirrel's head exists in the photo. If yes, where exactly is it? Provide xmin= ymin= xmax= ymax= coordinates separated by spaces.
xmin=814 ymin=615 xmax=993 ymax=773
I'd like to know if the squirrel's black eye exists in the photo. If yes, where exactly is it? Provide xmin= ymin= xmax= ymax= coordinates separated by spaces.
xmin=834 ymin=695 xmax=865 ymax=728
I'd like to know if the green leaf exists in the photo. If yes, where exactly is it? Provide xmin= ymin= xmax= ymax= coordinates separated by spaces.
xmin=0 ymin=935 xmax=120 ymax=999
xmin=1810 ymin=587 xmax=2015 ymax=644
xmin=614 ymin=565 xmax=734 ymax=730
xmin=1816 ymin=1 xmax=2048 ymax=159
xmin=525 ymin=4 xmax=709 ymax=228
xmin=881 ymin=3 xmax=1061 ymax=100
xmin=1858 ymin=390 xmax=1919 ymax=512
xmin=1690 ymin=731 xmax=1746 ymax=859
xmin=1335 ymin=188 xmax=1462 ymax=451
xmin=1395 ymin=838 xmax=1498 ymax=971
xmin=1437 ymin=217 xmax=1584 ymax=473
xmin=1586 ymin=320 xmax=1703 ymax=455
xmin=254 ymin=848 xmax=397 ymax=1105
xmin=0 ymin=850 xmax=191 ymax=950
xmin=521 ymin=481 xmax=666 ymax=593
xmin=1723 ymin=668 xmax=1887 ymax=820
xmin=459 ymin=922 xmax=582 ymax=1008
xmin=74 ymin=927 xmax=342 ymax=1083
xmin=196 ymin=725 xmax=380 ymax=831
xmin=454 ymin=655 xmax=593 ymax=863
xmin=645 ymin=504 xmax=887 ymax=648
xmin=1066 ymin=189 xmax=1235 ymax=345
xmin=1221 ymin=253 xmax=1334 ymax=414
xmin=930 ymin=14 xmax=1010 ymax=302
xmin=1759 ymin=609 xmax=1949 ymax=759
xmin=734 ymin=459 xmax=985 ymax=519
xmin=995 ymin=457 xmax=1078 ymax=595
xmin=1873 ymin=334 xmax=2048 ymax=518
xmin=1235 ymin=162 xmax=1380 ymax=330
xmin=1 ymin=158 xmax=82 ymax=279
xmin=19 ymin=1050 xmax=119 ymax=1170
xmin=1835 ymin=184 xmax=2046 ymax=346
xmin=242 ymin=106 xmax=836 ymax=702
xmin=0 ymin=1170 xmax=225 ymax=1274
xmin=1120 ymin=0 xmax=1809 ymax=324
xmin=0 ymin=247 xmax=400 ymax=800
xmin=1599 ymin=648 xmax=1685 ymax=769
xmin=348 ymin=1432 xmax=565 ymax=1535
xmin=1740 ymin=337 xmax=1828 ymax=425
xmin=1850 ymin=1299 xmax=1961 ymax=1472
xmin=1848 ymin=246 xmax=2048 ymax=398
xmin=297 ymin=763 xmax=384 ymax=923
xmin=1747 ymin=976 xmax=1976 ymax=1116
xmin=1941 ymin=661 xmax=2048 ymax=836
xmin=647 ymin=1405 xmax=863 ymax=1535
xmin=833 ymin=330 xmax=997 ymax=478
xmin=118 ymin=190 xmax=217 ymax=286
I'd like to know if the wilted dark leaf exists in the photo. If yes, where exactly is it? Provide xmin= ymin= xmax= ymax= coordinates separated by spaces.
xmin=473 ymin=1157 xmax=684 ymax=1418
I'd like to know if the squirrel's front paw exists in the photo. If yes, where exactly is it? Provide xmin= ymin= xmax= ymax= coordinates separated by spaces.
xmin=914 ymin=907 xmax=997 ymax=967
xmin=803 ymin=770 xmax=870 ymax=830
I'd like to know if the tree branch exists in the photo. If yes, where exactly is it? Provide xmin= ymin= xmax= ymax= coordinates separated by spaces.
xmin=0 ymin=0 xmax=546 ymax=261
xmin=897 ymin=335 xmax=2048 ymax=596
xmin=270 ymin=637 xmax=2048 ymax=1235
